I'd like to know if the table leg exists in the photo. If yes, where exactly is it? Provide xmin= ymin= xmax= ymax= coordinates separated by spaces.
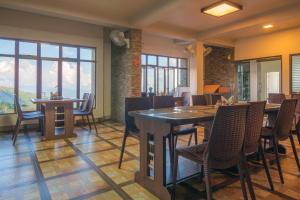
xmin=64 ymin=103 xmax=75 ymax=137
xmin=135 ymin=118 xmax=171 ymax=200
xmin=44 ymin=104 xmax=55 ymax=140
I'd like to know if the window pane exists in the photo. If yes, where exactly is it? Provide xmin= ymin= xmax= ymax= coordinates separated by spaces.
xmin=158 ymin=68 xmax=165 ymax=95
xmin=19 ymin=59 xmax=37 ymax=111
xmin=168 ymin=69 xmax=175 ymax=94
xmin=178 ymin=69 xmax=188 ymax=87
xmin=80 ymin=48 xmax=95 ymax=61
xmin=42 ymin=60 xmax=58 ymax=98
xmin=0 ymin=39 xmax=15 ymax=55
xmin=147 ymin=55 xmax=157 ymax=65
xmin=147 ymin=67 xmax=155 ymax=93
xmin=62 ymin=61 xmax=77 ymax=98
xmin=80 ymin=62 xmax=94 ymax=97
xmin=158 ymin=57 xmax=167 ymax=67
xmin=0 ymin=57 xmax=15 ymax=113
xmin=141 ymin=54 xmax=146 ymax=65
xmin=41 ymin=43 xmax=59 ymax=58
xmin=292 ymin=55 xmax=300 ymax=93
xmin=169 ymin=58 xmax=177 ymax=67
xmin=179 ymin=58 xmax=187 ymax=68
xmin=141 ymin=67 xmax=146 ymax=93
xmin=19 ymin=42 xmax=37 ymax=56
xmin=63 ymin=46 xmax=77 ymax=59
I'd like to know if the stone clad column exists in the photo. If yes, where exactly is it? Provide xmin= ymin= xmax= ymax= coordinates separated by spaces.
xmin=111 ymin=29 xmax=142 ymax=122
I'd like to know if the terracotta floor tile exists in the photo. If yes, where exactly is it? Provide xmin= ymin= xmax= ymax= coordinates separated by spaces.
xmin=0 ymin=165 xmax=36 ymax=188
xmin=86 ymin=149 xmax=131 ymax=166
xmin=85 ymin=190 xmax=122 ymax=200
xmin=122 ymin=183 xmax=159 ymax=200
xmin=0 ymin=183 xmax=40 ymax=200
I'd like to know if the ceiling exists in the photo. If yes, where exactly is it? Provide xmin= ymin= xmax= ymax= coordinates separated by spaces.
xmin=1 ymin=0 xmax=300 ymax=44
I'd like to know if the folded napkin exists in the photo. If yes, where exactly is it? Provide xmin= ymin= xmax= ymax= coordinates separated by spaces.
xmin=221 ymin=96 xmax=235 ymax=105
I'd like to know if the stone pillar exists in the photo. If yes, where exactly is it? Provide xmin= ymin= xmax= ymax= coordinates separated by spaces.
xmin=111 ymin=29 xmax=142 ymax=122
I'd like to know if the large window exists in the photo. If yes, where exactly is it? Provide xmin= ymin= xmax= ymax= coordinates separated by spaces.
xmin=141 ymin=54 xmax=189 ymax=95
xmin=291 ymin=54 xmax=300 ymax=93
xmin=0 ymin=38 xmax=96 ymax=114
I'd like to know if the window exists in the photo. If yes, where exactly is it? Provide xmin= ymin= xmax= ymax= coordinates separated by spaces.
xmin=141 ymin=54 xmax=189 ymax=95
xmin=0 ymin=38 xmax=96 ymax=114
xmin=291 ymin=54 xmax=300 ymax=93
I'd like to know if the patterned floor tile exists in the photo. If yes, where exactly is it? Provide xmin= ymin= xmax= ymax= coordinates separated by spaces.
xmin=101 ymin=160 xmax=139 ymax=184
xmin=85 ymin=190 xmax=122 ymax=200
xmin=99 ymin=131 xmax=123 ymax=140
xmin=46 ymin=169 xmax=109 ymax=200
xmin=35 ymin=146 xmax=76 ymax=162
xmin=108 ymin=137 xmax=139 ymax=148
xmin=86 ymin=149 xmax=131 ymax=166
xmin=0 ymin=153 xmax=31 ymax=169
xmin=122 ymin=183 xmax=159 ymax=200
xmin=76 ymin=140 xmax=114 ymax=154
xmin=40 ymin=156 xmax=90 ymax=178
xmin=68 ymin=135 xmax=101 ymax=145
xmin=0 ymin=165 xmax=36 ymax=188
xmin=126 ymin=144 xmax=139 ymax=157
xmin=0 ymin=183 xmax=40 ymax=200
xmin=32 ymin=139 xmax=67 ymax=151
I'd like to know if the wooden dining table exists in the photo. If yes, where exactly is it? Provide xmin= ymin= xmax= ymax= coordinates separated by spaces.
xmin=130 ymin=103 xmax=281 ymax=200
xmin=31 ymin=98 xmax=83 ymax=140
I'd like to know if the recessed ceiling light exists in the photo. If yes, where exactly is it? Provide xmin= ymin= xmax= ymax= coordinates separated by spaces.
xmin=201 ymin=0 xmax=242 ymax=17
xmin=263 ymin=24 xmax=273 ymax=29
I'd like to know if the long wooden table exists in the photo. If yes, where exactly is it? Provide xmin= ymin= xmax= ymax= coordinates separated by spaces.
xmin=130 ymin=104 xmax=280 ymax=200
xmin=31 ymin=98 xmax=83 ymax=140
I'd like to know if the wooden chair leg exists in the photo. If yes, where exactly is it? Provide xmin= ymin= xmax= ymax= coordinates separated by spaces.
xmin=238 ymin=162 xmax=248 ymax=200
xmin=204 ymin=163 xmax=212 ymax=200
xmin=273 ymin=137 xmax=284 ymax=184
xmin=40 ymin=118 xmax=45 ymax=136
xmin=259 ymin=142 xmax=274 ymax=191
xmin=174 ymin=135 xmax=178 ymax=148
xmin=172 ymin=152 xmax=179 ymax=200
xmin=13 ymin=119 xmax=21 ymax=145
xmin=82 ymin=116 xmax=86 ymax=126
xmin=86 ymin=115 xmax=92 ymax=130
xmin=91 ymin=113 xmax=98 ymax=135
xmin=118 ymin=133 xmax=128 ymax=168
xmin=289 ymin=134 xmax=300 ymax=171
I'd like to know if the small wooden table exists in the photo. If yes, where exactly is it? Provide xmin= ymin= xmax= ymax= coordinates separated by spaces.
xmin=130 ymin=103 xmax=280 ymax=200
xmin=31 ymin=98 xmax=83 ymax=140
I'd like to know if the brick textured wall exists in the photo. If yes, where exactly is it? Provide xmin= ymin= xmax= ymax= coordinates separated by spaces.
xmin=204 ymin=45 xmax=236 ymax=92
xmin=111 ymin=29 xmax=142 ymax=122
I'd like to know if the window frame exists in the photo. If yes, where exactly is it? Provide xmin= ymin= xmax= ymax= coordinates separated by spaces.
xmin=290 ymin=53 xmax=300 ymax=94
xmin=0 ymin=37 xmax=96 ymax=115
xmin=141 ymin=53 xmax=189 ymax=95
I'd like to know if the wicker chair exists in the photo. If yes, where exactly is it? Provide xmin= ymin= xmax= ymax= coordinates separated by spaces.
xmin=192 ymin=95 xmax=207 ymax=106
xmin=153 ymin=96 xmax=198 ymax=147
xmin=73 ymin=93 xmax=98 ymax=134
xmin=12 ymin=95 xmax=44 ymax=145
xmin=261 ymin=99 xmax=300 ymax=184
xmin=245 ymin=101 xmax=274 ymax=191
xmin=268 ymin=93 xmax=285 ymax=104
xmin=173 ymin=104 xmax=252 ymax=200
xmin=74 ymin=93 xmax=90 ymax=125
xmin=118 ymin=97 xmax=151 ymax=168
xmin=292 ymin=93 xmax=300 ymax=144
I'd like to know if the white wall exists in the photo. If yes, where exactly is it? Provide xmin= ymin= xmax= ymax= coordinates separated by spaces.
xmin=142 ymin=32 xmax=197 ymax=94
xmin=0 ymin=8 xmax=110 ymax=128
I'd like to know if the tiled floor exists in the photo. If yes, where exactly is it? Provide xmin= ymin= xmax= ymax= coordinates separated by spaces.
xmin=0 ymin=121 xmax=300 ymax=199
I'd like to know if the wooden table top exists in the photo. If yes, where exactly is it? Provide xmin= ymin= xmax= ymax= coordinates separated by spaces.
xmin=31 ymin=98 xmax=84 ymax=104
xmin=130 ymin=103 xmax=281 ymax=125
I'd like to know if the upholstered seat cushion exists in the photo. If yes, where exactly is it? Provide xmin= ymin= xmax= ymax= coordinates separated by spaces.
xmin=73 ymin=110 xmax=89 ymax=116
xmin=23 ymin=111 xmax=44 ymax=120
xmin=173 ymin=124 xmax=197 ymax=136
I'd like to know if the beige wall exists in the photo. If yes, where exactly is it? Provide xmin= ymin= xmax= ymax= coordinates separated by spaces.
xmin=0 ymin=8 xmax=111 ymax=128
xmin=235 ymin=27 xmax=300 ymax=95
